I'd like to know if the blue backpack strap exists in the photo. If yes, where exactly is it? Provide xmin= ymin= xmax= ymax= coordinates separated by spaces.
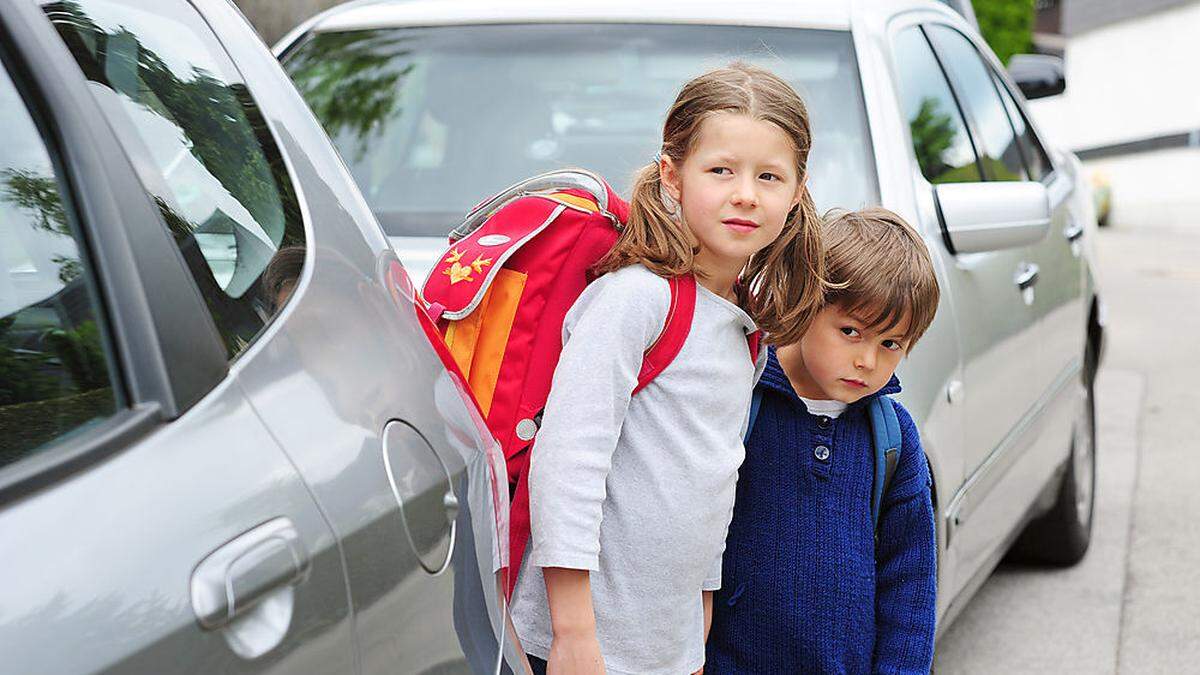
xmin=868 ymin=395 xmax=903 ymax=532
xmin=743 ymin=388 xmax=763 ymax=445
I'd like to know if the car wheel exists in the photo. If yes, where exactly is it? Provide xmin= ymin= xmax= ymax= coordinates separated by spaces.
xmin=1009 ymin=375 xmax=1096 ymax=565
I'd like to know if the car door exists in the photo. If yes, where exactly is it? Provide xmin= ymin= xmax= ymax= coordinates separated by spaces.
xmin=925 ymin=18 xmax=1091 ymax=563
xmin=987 ymin=63 xmax=1087 ymax=474
xmin=889 ymin=22 xmax=1045 ymax=596
xmin=0 ymin=1 xmax=353 ymax=672
xmin=193 ymin=2 xmax=515 ymax=673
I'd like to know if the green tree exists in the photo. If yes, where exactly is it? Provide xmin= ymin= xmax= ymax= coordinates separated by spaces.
xmin=2 ymin=168 xmax=82 ymax=282
xmin=910 ymin=98 xmax=958 ymax=181
xmin=974 ymin=0 xmax=1035 ymax=65
xmin=2 ymin=168 xmax=68 ymax=236
xmin=284 ymin=30 xmax=416 ymax=161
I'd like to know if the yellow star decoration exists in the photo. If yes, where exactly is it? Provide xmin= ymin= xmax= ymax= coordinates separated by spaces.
xmin=470 ymin=255 xmax=492 ymax=274
xmin=442 ymin=252 xmax=493 ymax=285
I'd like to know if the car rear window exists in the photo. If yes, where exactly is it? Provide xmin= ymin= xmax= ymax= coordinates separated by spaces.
xmin=284 ymin=23 xmax=878 ymax=237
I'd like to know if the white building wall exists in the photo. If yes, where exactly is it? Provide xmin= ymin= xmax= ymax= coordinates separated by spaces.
xmin=1028 ymin=1 xmax=1200 ymax=229
xmin=1029 ymin=0 xmax=1200 ymax=149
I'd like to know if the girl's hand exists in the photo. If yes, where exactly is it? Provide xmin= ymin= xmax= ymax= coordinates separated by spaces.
xmin=547 ymin=631 xmax=605 ymax=675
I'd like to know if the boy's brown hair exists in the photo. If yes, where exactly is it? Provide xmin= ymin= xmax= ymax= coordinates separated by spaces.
xmin=821 ymin=207 xmax=940 ymax=350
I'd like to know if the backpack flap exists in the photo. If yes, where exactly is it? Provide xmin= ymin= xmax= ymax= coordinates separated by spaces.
xmin=424 ymin=196 xmax=572 ymax=321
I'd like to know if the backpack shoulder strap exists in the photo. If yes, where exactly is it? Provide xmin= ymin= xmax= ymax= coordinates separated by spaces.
xmin=633 ymin=274 xmax=696 ymax=395
xmin=868 ymin=395 xmax=903 ymax=532
xmin=743 ymin=388 xmax=764 ymax=445
xmin=633 ymin=276 xmax=760 ymax=396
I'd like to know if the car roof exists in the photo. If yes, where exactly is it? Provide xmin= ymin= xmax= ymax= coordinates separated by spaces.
xmin=277 ymin=0 xmax=966 ymax=57
xmin=311 ymin=0 xmax=855 ymax=33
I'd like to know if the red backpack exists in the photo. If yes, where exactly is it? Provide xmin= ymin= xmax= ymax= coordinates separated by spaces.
xmin=421 ymin=170 xmax=759 ymax=597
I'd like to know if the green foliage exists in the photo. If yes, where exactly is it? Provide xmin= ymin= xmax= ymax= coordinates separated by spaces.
xmin=910 ymin=98 xmax=958 ymax=180
xmin=1 ymin=312 xmax=116 ymax=465
xmin=0 ymin=315 xmax=47 ymax=406
xmin=0 ymin=315 xmax=109 ymax=406
xmin=285 ymin=30 xmax=416 ymax=161
xmin=2 ymin=168 xmax=68 ymax=236
xmin=974 ymin=0 xmax=1035 ymax=65
xmin=43 ymin=321 xmax=109 ymax=391
xmin=1 ymin=167 xmax=83 ymax=283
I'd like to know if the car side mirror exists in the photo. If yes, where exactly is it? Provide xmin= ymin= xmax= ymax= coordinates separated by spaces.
xmin=1007 ymin=54 xmax=1066 ymax=100
xmin=934 ymin=182 xmax=1051 ymax=254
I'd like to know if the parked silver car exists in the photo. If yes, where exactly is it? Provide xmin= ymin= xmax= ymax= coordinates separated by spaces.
xmin=278 ymin=0 xmax=1106 ymax=637
xmin=0 ymin=0 xmax=519 ymax=672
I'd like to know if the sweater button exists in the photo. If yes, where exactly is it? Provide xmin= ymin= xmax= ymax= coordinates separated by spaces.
xmin=817 ymin=415 xmax=832 ymax=429
xmin=813 ymin=445 xmax=831 ymax=461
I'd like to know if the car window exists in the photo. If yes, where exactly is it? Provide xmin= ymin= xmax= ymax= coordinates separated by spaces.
xmin=284 ymin=24 xmax=878 ymax=237
xmin=924 ymin=24 xmax=1027 ymax=182
xmin=0 ymin=58 xmax=118 ymax=469
xmin=892 ymin=26 xmax=982 ymax=184
xmin=45 ymin=0 xmax=306 ymax=361
xmin=990 ymin=69 xmax=1052 ymax=182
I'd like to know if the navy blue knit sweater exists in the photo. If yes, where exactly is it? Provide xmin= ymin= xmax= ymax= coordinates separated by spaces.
xmin=706 ymin=347 xmax=936 ymax=674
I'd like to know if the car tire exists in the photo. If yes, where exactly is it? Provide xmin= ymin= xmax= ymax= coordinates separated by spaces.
xmin=1009 ymin=375 xmax=1096 ymax=566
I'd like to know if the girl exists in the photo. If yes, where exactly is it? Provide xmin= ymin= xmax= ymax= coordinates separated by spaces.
xmin=509 ymin=63 xmax=825 ymax=675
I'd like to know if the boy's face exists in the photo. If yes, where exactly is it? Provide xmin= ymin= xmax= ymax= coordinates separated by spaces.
xmin=789 ymin=304 xmax=911 ymax=404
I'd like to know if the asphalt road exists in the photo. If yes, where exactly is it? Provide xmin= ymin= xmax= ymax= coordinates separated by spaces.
xmin=935 ymin=212 xmax=1200 ymax=672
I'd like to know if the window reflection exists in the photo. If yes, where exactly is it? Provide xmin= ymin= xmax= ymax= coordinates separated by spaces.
xmin=0 ymin=60 xmax=116 ymax=467
xmin=893 ymin=27 xmax=983 ymax=184
xmin=925 ymin=25 xmax=1027 ymax=182
xmin=46 ymin=0 xmax=306 ymax=360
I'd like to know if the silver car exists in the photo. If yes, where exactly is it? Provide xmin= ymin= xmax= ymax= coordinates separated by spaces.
xmin=278 ymin=0 xmax=1105 ymax=638
xmin=0 ymin=0 xmax=519 ymax=672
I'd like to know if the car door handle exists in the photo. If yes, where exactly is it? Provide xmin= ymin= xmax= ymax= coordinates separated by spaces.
xmin=191 ymin=518 xmax=310 ymax=630
xmin=1064 ymin=221 xmax=1084 ymax=242
xmin=1014 ymin=262 xmax=1040 ymax=290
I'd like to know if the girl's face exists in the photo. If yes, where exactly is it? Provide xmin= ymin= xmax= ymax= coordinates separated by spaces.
xmin=660 ymin=112 xmax=804 ymax=281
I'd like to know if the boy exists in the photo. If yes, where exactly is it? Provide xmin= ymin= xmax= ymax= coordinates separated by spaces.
xmin=706 ymin=208 xmax=940 ymax=674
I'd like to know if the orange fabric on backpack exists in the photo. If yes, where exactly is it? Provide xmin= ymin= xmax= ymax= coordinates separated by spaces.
xmin=445 ymin=268 xmax=528 ymax=416
xmin=466 ymin=269 xmax=527 ymax=416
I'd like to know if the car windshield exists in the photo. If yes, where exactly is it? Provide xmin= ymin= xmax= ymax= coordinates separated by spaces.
xmin=284 ymin=23 xmax=878 ymax=237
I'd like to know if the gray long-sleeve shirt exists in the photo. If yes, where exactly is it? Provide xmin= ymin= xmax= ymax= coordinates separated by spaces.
xmin=510 ymin=264 xmax=766 ymax=675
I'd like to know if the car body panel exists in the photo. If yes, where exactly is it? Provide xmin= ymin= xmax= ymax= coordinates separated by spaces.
xmin=0 ymin=3 xmax=354 ymax=670
xmin=1 ymin=0 xmax=511 ymax=672
xmin=195 ymin=1 xmax=512 ymax=671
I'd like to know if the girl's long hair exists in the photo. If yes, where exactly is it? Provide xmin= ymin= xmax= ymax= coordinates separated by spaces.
xmin=594 ymin=62 xmax=825 ymax=345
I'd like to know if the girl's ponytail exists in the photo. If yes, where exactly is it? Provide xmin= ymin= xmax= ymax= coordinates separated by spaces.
xmin=743 ymin=183 xmax=827 ymax=346
xmin=594 ymin=160 xmax=696 ymax=278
